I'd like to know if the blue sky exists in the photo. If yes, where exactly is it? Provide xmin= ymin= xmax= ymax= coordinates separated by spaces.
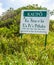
xmin=0 ymin=0 xmax=54 ymax=19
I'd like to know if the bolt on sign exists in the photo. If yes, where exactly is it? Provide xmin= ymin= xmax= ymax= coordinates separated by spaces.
xmin=20 ymin=10 xmax=50 ymax=34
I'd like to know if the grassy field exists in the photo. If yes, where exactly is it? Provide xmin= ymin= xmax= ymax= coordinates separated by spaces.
xmin=0 ymin=31 xmax=54 ymax=65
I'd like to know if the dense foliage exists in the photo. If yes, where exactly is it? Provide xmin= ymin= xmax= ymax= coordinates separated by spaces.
xmin=0 ymin=4 xmax=54 ymax=65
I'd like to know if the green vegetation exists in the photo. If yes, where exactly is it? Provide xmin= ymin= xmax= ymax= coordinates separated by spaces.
xmin=0 ymin=4 xmax=54 ymax=65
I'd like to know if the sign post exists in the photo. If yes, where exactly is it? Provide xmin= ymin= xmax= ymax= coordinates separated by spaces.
xmin=20 ymin=10 xmax=49 ymax=47
xmin=45 ymin=34 xmax=47 ymax=48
